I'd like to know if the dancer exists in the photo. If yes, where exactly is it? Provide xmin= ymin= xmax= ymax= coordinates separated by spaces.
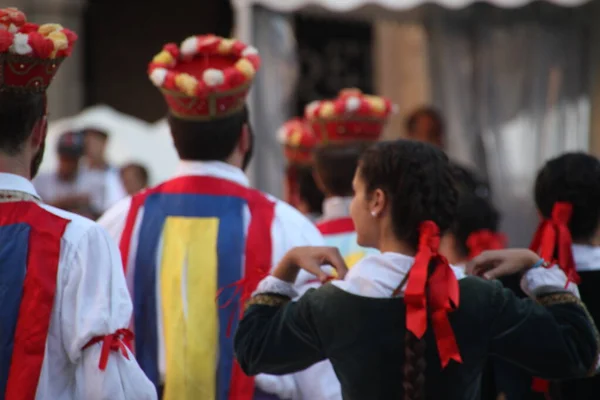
xmin=98 ymin=34 xmax=333 ymax=400
xmin=0 ymin=7 xmax=155 ymax=399
xmin=234 ymin=140 xmax=598 ymax=399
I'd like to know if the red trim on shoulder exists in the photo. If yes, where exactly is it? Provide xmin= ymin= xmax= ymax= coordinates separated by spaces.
xmin=0 ymin=202 xmax=69 ymax=400
xmin=118 ymin=176 xmax=275 ymax=400
xmin=317 ymin=217 xmax=355 ymax=235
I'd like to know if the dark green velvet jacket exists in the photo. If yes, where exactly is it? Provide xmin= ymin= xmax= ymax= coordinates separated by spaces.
xmin=234 ymin=277 xmax=599 ymax=400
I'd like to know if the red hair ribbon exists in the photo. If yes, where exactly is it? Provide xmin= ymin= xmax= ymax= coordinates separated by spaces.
xmin=466 ymin=229 xmax=506 ymax=260
xmin=404 ymin=221 xmax=462 ymax=368
xmin=529 ymin=202 xmax=580 ymax=286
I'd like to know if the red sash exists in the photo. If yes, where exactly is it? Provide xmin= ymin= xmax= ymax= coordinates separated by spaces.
xmin=119 ymin=176 xmax=275 ymax=400
xmin=316 ymin=217 xmax=355 ymax=236
xmin=0 ymin=202 xmax=69 ymax=400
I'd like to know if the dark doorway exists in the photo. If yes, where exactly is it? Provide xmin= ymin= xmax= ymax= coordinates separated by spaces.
xmin=84 ymin=0 xmax=234 ymax=122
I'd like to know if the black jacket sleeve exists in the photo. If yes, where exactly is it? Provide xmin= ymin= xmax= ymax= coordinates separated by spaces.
xmin=234 ymin=291 xmax=325 ymax=376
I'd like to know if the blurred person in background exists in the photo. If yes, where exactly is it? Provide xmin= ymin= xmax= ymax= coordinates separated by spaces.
xmin=277 ymin=118 xmax=324 ymax=222
xmin=406 ymin=106 xmax=445 ymax=148
xmin=120 ymin=162 xmax=149 ymax=195
xmin=81 ymin=127 xmax=127 ymax=216
xmin=34 ymin=131 xmax=95 ymax=217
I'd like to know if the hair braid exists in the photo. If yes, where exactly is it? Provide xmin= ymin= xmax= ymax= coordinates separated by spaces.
xmin=403 ymin=331 xmax=427 ymax=400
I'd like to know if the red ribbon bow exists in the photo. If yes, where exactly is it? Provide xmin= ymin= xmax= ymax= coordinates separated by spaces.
xmin=404 ymin=221 xmax=462 ymax=368
xmin=466 ymin=229 xmax=506 ymax=260
xmin=529 ymin=202 xmax=580 ymax=286
xmin=83 ymin=328 xmax=134 ymax=371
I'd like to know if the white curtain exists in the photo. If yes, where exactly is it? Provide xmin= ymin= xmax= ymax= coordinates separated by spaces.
xmin=427 ymin=4 xmax=592 ymax=245
xmin=247 ymin=6 xmax=299 ymax=197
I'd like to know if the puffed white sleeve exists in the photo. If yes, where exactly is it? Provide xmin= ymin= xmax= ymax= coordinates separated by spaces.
xmin=61 ymin=224 xmax=157 ymax=400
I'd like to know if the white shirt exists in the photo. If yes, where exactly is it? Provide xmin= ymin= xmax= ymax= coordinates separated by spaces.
xmin=0 ymin=173 xmax=156 ymax=400
xmin=572 ymin=244 xmax=600 ymax=272
xmin=34 ymin=166 xmax=125 ymax=214
xmin=320 ymin=196 xmax=353 ymax=221
xmin=98 ymin=160 xmax=332 ymax=399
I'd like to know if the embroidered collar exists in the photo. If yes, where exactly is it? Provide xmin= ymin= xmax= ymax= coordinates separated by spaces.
xmin=0 ymin=173 xmax=41 ymax=201
xmin=175 ymin=160 xmax=250 ymax=187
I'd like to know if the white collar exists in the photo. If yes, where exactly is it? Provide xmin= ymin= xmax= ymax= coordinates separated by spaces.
xmin=572 ymin=244 xmax=600 ymax=272
xmin=322 ymin=196 xmax=353 ymax=220
xmin=0 ymin=173 xmax=40 ymax=199
xmin=332 ymin=252 xmax=466 ymax=298
xmin=175 ymin=160 xmax=249 ymax=187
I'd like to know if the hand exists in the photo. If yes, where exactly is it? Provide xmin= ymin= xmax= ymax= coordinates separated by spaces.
xmin=466 ymin=249 xmax=540 ymax=280
xmin=273 ymin=246 xmax=348 ymax=284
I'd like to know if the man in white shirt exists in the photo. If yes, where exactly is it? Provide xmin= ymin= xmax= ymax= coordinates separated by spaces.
xmin=0 ymin=7 xmax=155 ymax=400
xmin=34 ymin=130 xmax=125 ymax=219
xmin=98 ymin=34 xmax=336 ymax=400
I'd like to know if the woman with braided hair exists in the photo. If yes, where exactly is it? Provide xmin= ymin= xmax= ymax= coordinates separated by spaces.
xmin=234 ymin=140 xmax=599 ymax=399
xmin=492 ymin=152 xmax=600 ymax=400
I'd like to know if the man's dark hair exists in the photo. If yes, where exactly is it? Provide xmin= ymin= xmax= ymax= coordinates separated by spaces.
xmin=314 ymin=142 xmax=369 ymax=196
xmin=297 ymin=166 xmax=324 ymax=215
xmin=405 ymin=106 xmax=445 ymax=143
xmin=0 ymin=92 xmax=45 ymax=155
xmin=168 ymin=107 xmax=248 ymax=161
xmin=122 ymin=162 xmax=149 ymax=186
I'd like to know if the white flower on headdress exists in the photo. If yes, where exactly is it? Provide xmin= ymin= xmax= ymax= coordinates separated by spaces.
xmin=345 ymin=96 xmax=361 ymax=113
xmin=10 ymin=33 xmax=32 ymax=55
xmin=150 ymin=68 xmax=168 ymax=87
xmin=276 ymin=126 xmax=288 ymax=144
xmin=305 ymin=101 xmax=319 ymax=117
xmin=180 ymin=36 xmax=198 ymax=57
xmin=242 ymin=46 xmax=258 ymax=57
xmin=8 ymin=23 xmax=17 ymax=33
xmin=202 ymin=68 xmax=225 ymax=87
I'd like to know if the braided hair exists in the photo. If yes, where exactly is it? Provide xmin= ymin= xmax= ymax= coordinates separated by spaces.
xmin=534 ymin=152 xmax=600 ymax=242
xmin=359 ymin=140 xmax=458 ymax=400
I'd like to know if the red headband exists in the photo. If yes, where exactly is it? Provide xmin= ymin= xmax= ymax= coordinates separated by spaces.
xmin=529 ymin=202 xmax=580 ymax=286
xmin=404 ymin=221 xmax=462 ymax=368
xmin=466 ymin=229 xmax=506 ymax=260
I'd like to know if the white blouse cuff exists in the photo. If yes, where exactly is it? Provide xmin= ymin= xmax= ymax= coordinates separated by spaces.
xmin=252 ymin=276 xmax=298 ymax=299
xmin=255 ymin=374 xmax=297 ymax=399
xmin=520 ymin=264 xmax=580 ymax=298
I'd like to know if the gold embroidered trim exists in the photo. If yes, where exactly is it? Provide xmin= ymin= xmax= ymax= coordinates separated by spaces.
xmin=244 ymin=293 xmax=291 ymax=312
xmin=0 ymin=190 xmax=39 ymax=203
xmin=537 ymin=292 xmax=600 ymax=376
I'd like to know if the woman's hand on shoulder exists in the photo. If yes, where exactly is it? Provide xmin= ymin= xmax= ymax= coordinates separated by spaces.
xmin=466 ymin=248 xmax=540 ymax=280
xmin=273 ymin=246 xmax=349 ymax=284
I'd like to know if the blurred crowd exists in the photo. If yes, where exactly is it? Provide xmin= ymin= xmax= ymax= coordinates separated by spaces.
xmin=33 ymin=128 xmax=149 ymax=219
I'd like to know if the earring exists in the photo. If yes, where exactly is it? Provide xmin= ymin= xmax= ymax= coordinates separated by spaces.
xmin=371 ymin=210 xmax=377 ymax=217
